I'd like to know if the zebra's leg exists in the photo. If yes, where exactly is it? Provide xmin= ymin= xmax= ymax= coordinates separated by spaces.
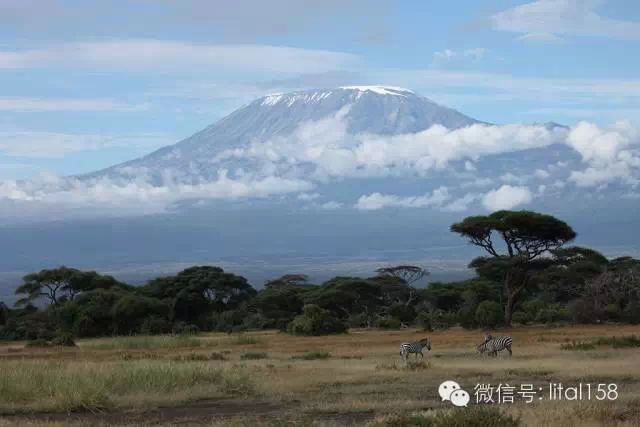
xmin=507 ymin=347 xmax=512 ymax=356
xmin=419 ymin=351 xmax=424 ymax=360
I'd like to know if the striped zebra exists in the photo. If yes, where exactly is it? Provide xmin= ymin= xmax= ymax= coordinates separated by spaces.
xmin=477 ymin=335 xmax=512 ymax=357
xmin=400 ymin=338 xmax=431 ymax=362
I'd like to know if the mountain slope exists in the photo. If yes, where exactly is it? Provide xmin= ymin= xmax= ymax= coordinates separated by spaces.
xmin=79 ymin=86 xmax=488 ymax=182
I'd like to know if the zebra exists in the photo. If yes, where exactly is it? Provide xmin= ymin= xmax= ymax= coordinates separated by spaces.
xmin=400 ymin=338 xmax=432 ymax=362
xmin=477 ymin=335 xmax=512 ymax=357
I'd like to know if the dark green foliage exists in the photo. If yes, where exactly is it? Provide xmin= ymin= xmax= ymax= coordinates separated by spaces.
xmin=286 ymin=304 xmax=348 ymax=336
xmin=291 ymin=352 xmax=331 ymax=360
xmin=561 ymin=341 xmax=596 ymax=351
xmin=475 ymin=300 xmax=503 ymax=328
xmin=25 ymin=338 xmax=51 ymax=348
xmin=51 ymin=332 xmax=76 ymax=347
xmin=593 ymin=335 xmax=640 ymax=348
xmin=510 ymin=311 xmax=529 ymax=325
xmin=240 ymin=352 xmax=268 ymax=360
xmin=376 ymin=316 xmax=402 ymax=329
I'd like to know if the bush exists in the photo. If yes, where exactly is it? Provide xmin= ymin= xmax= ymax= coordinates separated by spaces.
xmin=376 ymin=316 xmax=402 ymax=329
xmin=622 ymin=301 xmax=640 ymax=324
xmin=417 ymin=310 xmax=432 ymax=331
xmin=286 ymin=304 xmax=348 ymax=336
xmin=522 ymin=299 xmax=546 ymax=319
xmin=240 ymin=352 xmax=269 ymax=360
xmin=25 ymin=338 xmax=51 ymax=348
xmin=475 ymin=300 xmax=503 ymax=328
xmin=536 ymin=308 xmax=558 ymax=324
xmin=593 ymin=335 xmax=640 ymax=348
xmin=291 ymin=352 xmax=331 ymax=360
xmin=51 ymin=332 xmax=77 ymax=347
xmin=139 ymin=316 xmax=171 ymax=335
xmin=561 ymin=340 xmax=596 ymax=351
xmin=172 ymin=322 xmax=199 ymax=335
xmin=568 ymin=299 xmax=596 ymax=324
xmin=511 ymin=311 xmax=529 ymax=325
xmin=605 ymin=304 xmax=621 ymax=321
xmin=430 ymin=309 xmax=453 ymax=330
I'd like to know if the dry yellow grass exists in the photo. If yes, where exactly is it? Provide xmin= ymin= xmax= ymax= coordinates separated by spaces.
xmin=1 ymin=324 xmax=640 ymax=426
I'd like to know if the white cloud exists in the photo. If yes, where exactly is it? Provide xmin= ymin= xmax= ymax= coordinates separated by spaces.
xmin=442 ymin=193 xmax=482 ymax=212
xmin=0 ymin=40 xmax=359 ymax=73
xmin=215 ymin=110 xmax=568 ymax=181
xmin=0 ymin=170 xmax=313 ymax=221
xmin=0 ymin=97 xmax=147 ymax=112
xmin=379 ymin=69 xmax=640 ymax=100
xmin=354 ymin=186 xmax=450 ymax=210
xmin=0 ymin=130 xmax=175 ymax=158
xmin=534 ymin=169 xmax=551 ymax=179
xmin=491 ymin=0 xmax=640 ymax=42
xmin=481 ymin=185 xmax=533 ymax=211
xmin=319 ymin=201 xmax=343 ymax=210
xmin=567 ymin=120 xmax=640 ymax=187
xmin=461 ymin=177 xmax=494 ymax=188
xmin=433 ymin=48 xmax=488 ymax=63
xmin=297 ymin=192 xmax=321 ymax=201
xmin=464 ymin=160 xmax=476 ymax=171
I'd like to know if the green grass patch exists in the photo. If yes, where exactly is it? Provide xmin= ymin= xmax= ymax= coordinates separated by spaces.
xmin=83 ymin=335 xmax=204 ymax=350
xmin=229 ymin=334 xmax=264 ymax=345
xmin=561 ymin=340 xmax=597 ymax=351
xmin=291 ymin=352 xmax=331 ymax=360
xmin=240 ymin=352 xmax=269 ymax=360
xmin=593 ymin=335 xmax=640 ymax=348
xmin=0 ymin=360 xmax=254 ymax=414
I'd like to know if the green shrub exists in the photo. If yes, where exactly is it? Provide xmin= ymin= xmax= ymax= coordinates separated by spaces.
xmin=430 ymin=309 xmax=453 ymax=330
xmin=172 ymin=322 xmax=199 ymax=335
xmin=139 ymin=316 xmax=171 ymax=335
xmin=593 ymin=335 xmax=640 ymax=348
xmin=511 ymin=311 xmax=529 ymax=325
xmin=376 ymin=316 xmax=402 ymax=329
xmin=25 ymin=338 xmax=51 ymax=348
xmin=291 ymin=352 xmax=331 ymax=360
xmin=51 ymin=332 xmax=76 ymax=347
xmin=536 ymin=308 xmax=558 ymax=324
xmin=522 ymin=299 xmax=546 ymax=318
xmin=240 ymin=352 xmax=269 ymax=360
xmin=622 ymin=301 xmax=640 ymax=324
xmin=561 ymin=340 xmax=596 ymax=351
xmin=286 ymin=304 xmax=348 ymax=336
xmin=568 ymin=299 xmax=596 ymax=324
xmin=475 ymin=301 xmax=503 ymax=328
xmin=417 ymin=310 xmax=432 ymax=331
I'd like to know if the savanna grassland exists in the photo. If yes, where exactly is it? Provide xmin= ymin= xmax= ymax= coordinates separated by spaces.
xmin=2 ymin=325 xmax=640 ymax=427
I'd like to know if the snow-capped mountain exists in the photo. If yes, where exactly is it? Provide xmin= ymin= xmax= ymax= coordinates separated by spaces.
xmin=79 ymin=86 xmax=488 ymax=183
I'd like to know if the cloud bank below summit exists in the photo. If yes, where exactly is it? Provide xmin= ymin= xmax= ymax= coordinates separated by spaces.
xmin=0 ymin=105 xmax=639 ymax=223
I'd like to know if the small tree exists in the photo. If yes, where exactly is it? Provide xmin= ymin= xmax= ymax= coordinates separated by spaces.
xmin=375 ymin=265 xmax=429 ymax=286
xmin=286 ymin=304 xmax=348 ymax=336
xmin=475 ymin=300 xmax=503 ymax=329
xmin=451 ymin=210 xmax=576 ymax=325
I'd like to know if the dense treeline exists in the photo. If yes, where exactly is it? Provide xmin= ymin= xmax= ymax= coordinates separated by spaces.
xmin=1 ymin=210 xmax=639 ymax=341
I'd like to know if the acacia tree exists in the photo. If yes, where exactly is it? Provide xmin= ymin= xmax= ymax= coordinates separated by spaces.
xmin=450 ymin=210 xmax=577 ymax=325
xmin=375 ymin=265 xmax=429 ymax=286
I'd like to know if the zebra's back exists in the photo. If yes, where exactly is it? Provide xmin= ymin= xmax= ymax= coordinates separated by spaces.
xmin=482 ymin=336 xmax=513 ymax=354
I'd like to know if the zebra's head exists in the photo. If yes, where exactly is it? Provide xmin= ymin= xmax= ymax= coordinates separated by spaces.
xmin=420 ymin=338 xmax=432 ymax=351
xmin=476 ymin=341 xmax=488 ymax=353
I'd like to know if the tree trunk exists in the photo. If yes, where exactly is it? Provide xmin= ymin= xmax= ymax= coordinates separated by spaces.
xmin=504 ymin=293 xmax=516 ymax=326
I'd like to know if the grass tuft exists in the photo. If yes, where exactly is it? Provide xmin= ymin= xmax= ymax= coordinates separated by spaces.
xmin=291 ymin=352 xmax=331 ymax=360
xmin=240 ymin=352 xmax=269 ymax=360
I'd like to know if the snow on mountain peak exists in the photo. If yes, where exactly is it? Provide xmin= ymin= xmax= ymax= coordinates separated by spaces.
xmin=339 ymin=86 xmax=414 ymax=96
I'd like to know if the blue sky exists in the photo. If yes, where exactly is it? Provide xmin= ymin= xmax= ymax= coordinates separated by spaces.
xmin=1 ymin=0 xmax=640 ymax=181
